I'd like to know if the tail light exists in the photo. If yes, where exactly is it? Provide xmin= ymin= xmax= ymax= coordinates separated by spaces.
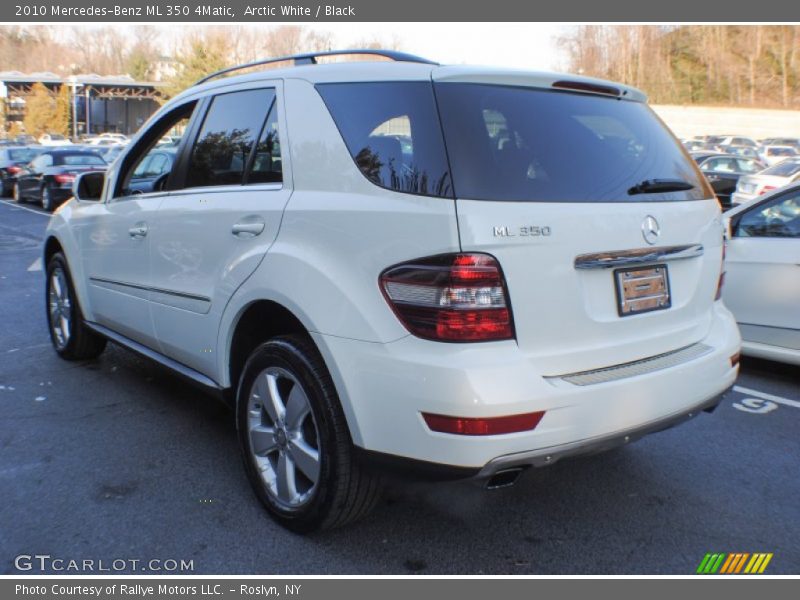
xmin=380 ymin=253 xmax=514 ymax=342
xmin=6 ymin=165 xmax=21 ymax=175
xmin=715 ymin=239 xmax=726 ymax=301
xmin=759 ymin=185 xmax=777 ymax=195
xmin=54 ymin=174 xmax=75 ymax=184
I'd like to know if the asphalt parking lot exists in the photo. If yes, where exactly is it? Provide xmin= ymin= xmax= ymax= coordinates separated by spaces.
xmin=1 ymin=198 xmax=798 ymax=575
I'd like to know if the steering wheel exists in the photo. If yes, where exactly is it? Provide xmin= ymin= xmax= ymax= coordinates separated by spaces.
xmin=153 ymin=172 xmax=170 ymax=192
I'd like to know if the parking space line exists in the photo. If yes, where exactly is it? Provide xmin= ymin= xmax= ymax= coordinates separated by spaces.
xmin=0 ymin=198 xmax=49 ymax=216
xmin=733 ymin=385 xmax=800 ymax=409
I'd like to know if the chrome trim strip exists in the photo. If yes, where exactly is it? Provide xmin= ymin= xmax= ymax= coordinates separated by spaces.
xmin=574 ymin=244 xmax=704 ymax=270
xmin=547 ymin=343 xmax=713 ymax=386
xmin=476 ymin=388 xmax=730 ymax=478
xmin=84 ymin=321 xmax=222 ymax=390
xmin=89 ymin=276 xmax=210 ymax=303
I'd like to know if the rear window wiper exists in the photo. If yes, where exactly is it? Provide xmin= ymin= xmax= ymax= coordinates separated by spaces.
xmin=628 ymin=178 xmax=696 ymax=195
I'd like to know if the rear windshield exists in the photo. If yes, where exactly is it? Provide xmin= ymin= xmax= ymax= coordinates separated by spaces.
xmin=763 ymin=161 xmax=800 ymax=177
xmin=767 ymin=147 xmax=796 ymax=156
xmin=56 ymin=153 xmax=106 ymax=166
xmin=9 ymin=148 xmax=38 ymax=162
xmin=434 ymin=83 xmax=709 ymax=202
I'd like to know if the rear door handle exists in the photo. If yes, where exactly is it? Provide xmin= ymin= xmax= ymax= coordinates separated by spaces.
xmin=232 ymin=219 xmax=265 ymax=238
xmin=129 ymin=223 xmax=148 ymax=238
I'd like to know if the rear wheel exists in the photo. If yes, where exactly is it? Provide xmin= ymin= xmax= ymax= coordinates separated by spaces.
xmin=46 ymin=253 xmax=107 ymax=360
xmin=12 ymin=181 xmax=22 ymax=203
xmin=237 ymin=335 xmax=382 ymax=532
xmin=41 ymin=184 xmax=55 ymax=212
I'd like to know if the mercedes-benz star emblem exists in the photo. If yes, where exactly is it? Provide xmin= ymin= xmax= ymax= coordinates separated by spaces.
xmin=641 ymin=215 xmax=661 ymax=245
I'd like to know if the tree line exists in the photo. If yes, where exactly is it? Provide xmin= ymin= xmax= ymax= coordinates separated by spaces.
xmin=558 ymin=25 xmax=800 ymax=108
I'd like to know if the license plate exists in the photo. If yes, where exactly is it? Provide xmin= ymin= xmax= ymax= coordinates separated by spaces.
xmin=614 ymin=264 xmax=671 ymax=317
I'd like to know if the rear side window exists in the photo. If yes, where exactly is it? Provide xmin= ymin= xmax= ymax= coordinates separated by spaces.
xmin=763 ymin=161 xmax=800 ymax=177
xmin=317 ymin=82 xmax=453 ymax=198
xmin=185 ymin=88 xmax=275 ymax=189
xmin=434 ymin=83 xmax=710 ymax=202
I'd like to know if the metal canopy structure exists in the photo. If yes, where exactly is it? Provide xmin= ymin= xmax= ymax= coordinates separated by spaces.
xmin=0 ymin=72 xmax=163 ymax=136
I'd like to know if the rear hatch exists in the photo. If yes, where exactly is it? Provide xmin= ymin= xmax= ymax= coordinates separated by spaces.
xmin=433 ymin=69 xmax=723 ymax=375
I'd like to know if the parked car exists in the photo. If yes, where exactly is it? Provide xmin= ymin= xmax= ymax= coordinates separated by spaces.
xmin=682 ymin=139 xmax=709 ymax=152
xmin=13 ymin=149 xmax=106 ymax=211
xmin=717 ymin=144 xmax=760 ymax=160
xmin=732 ymin=158 xmax=800 ymax=205
xmin=693 ymin=153 xmax=766 ymax=209
xmin=38 ymin=133 xmax=73 ymax=147
xmin=713 ymin=135 xmax=759 ymax=149
xmin=758 ymin=137 xmax=800 ymax=151
xmin=14 ymin=135 xmax=37 ymax=145
xmin=759 ymin=145 xmax=799 ymax=167
xmin=0 ymin=146 xmax=43 ymax=196
xmin=43 ymin=50 xmax=740 ymax=531
xmin=723 ymin=186 xmax=800 ymax=365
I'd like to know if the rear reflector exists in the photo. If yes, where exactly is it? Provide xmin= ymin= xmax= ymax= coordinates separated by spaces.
xmin=422 ymin=411 xmax=545 ymax=436
xmin=380 ymin=253 xmax=514 ymax=342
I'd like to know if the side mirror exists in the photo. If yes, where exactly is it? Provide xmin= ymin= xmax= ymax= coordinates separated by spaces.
xmin=73 ymin=171 xmax=105 ymax=202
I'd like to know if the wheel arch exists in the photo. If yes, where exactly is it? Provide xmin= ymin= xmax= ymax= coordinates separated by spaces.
xmin=222 ymin=297 xmax=365 ymax=447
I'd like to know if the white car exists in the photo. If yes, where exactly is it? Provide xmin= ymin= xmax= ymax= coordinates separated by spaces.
xmin=724 ymin=186 xmax=800 ymax=365
xmin=38 ymin=133 xmax=73 ymax=146
xmin=43 ymin=50 xmax=740 ymax=531
xmin=732 ymin=158 xmax=800 ymax=205
xmin=759 ymin=145 xmax=799 ymax=167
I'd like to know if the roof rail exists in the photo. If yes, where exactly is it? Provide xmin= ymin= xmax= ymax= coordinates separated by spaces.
xmin=193 ymin=49 xmax=438 ymax=86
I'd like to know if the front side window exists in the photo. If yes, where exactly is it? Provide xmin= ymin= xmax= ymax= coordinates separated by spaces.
xmin=116 ymin=101 xmax=195 ymax=197
xmin=184 ymin=88 xmax=275 ymax=189
xmin=736 ymin=191 xmax=800 ymax=239
xmin=317 ymin=82 xmax=453 ymax=198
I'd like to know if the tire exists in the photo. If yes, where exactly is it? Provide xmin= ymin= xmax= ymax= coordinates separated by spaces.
xmin=41 ymin=184 xmax=55 ymax=212
xmin=236 ymin=335 xmax=382 ymax=532
xmin=45 ymin=252 xmax=107 ymax=360
xmin=12 ymin=181 xmax=23 ymax=203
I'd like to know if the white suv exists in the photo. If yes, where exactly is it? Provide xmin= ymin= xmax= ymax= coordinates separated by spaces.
xmin=43 ymin=50 xmax=741 ymax=531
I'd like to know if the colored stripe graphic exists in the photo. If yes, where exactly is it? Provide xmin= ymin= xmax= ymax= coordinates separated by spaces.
xmin=699 ymin=552 xmax=773 ymax=574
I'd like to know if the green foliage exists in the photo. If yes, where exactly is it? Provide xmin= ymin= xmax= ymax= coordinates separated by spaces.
xmin=161 ymin=38 xmax=228 ymax=101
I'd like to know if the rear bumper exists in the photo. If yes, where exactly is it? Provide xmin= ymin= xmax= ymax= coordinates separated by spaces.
xmin=313 ymin=302 xmax=741 ymax=472
xmin=476 ymin=387 xmax=729 ymax=478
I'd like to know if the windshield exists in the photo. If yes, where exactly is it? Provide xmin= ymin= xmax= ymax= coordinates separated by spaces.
xmin=434 ymin=83 xmax=709 ymax=202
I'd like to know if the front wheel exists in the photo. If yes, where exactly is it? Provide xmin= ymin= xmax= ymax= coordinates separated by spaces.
xmin=46 ymin=253 xmax=107 ymax=360
xmin=236 ymin=335 xmax=382 ymax=532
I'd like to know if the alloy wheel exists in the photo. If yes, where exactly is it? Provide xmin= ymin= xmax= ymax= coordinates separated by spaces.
xmin=246 ymin=366 xmax=321 ymax=509
xmin=48 ymin=266 xmax=72 ymax=349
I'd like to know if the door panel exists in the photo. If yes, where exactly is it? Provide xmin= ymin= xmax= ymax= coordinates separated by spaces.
xmin=149 ymin=186 xmax=290 ymax=375
xmin=77 ymin=194 xmax=164 ymax=348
